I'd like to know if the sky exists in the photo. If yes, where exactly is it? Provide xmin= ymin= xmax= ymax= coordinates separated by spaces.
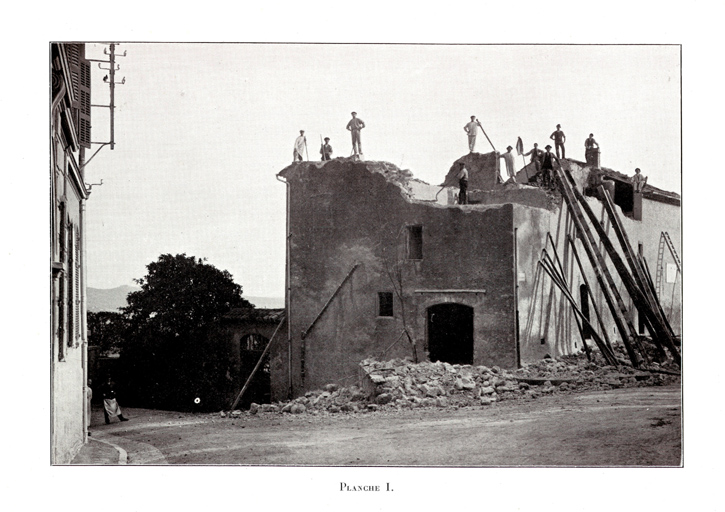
xmin=82 ymin=43 xmax=681 ymax=299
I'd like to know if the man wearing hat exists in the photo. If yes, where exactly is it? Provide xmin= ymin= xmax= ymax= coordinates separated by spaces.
xmin=464 ymin=115 xmax=478 ymax=152
xmin=293 ymin=130 xmax=307 ymax=162
xmin=498 ymin=145 xmax=517 ymax=183
xmin=320 ymin=137 xmax=333 ymax=161
xmin=549 ymin=124 xmax=566 ymax=159
xmin=631 ymin=167 xmax=647 ymax=193
xmin=346 ymin=112 xmax=365 ymax=158
xmin=540 ymin=144 xmax=560 ymax=189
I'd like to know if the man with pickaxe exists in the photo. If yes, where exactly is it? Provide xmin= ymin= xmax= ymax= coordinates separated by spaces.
xmin=320 ymin=136 xmax=333 ymax=161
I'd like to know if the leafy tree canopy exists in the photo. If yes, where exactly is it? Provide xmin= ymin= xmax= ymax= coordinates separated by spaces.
xmin=123 ymin=253 xmax=251 ymax=343
xmin=87 ymin=311 xmax=125 ymax=355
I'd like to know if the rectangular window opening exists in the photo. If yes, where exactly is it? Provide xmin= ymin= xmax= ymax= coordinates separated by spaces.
xmin=407 ymin=225 xmax=423 ymax=260
xmin=378 ymin=292 xmax=394 ymax=317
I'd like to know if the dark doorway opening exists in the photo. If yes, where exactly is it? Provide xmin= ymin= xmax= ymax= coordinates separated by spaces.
xmin=238 ymin=333 xmax=271 ymax=408
xmin=427 ymin=303 xmax=474 ymax=365
xmin=580 ymin=284 xmax=592 ymax=339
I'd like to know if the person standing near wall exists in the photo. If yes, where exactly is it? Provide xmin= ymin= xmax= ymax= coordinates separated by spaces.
xmin=346 ymin=112 xmax=365 ymax=158
xmin=584 ymin=133 xmax=599 ymax=151
xmin=524 ymin=142 xmax=543 ymax=178
xmin=540 ymin=145 xmax=559 ymax=189
xmin=464 ymin=115 xmax=478 ymax=153
xmin=550 ymin=124 xmax=566 ymax=159
xmin=632 ymin=167 xmax=647 ymax=192
xmin=293 ymin=130 xmax=307 ymax=162
xmin=498 ymin=145 xmax=516 ymax=183
xmin=101 ymin=377 xmax=129 ymax=424
xmin=86 ymin=379 xmax=93 ymax=434
xmin=320 ymin=137 xmax=333 ymax=161
xmin=458 ymin=162 xmax=469 ymax=205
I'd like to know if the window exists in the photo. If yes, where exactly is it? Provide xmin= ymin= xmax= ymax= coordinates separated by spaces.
xmin=407 ymin=225 xmax=423 ymax=260
xmin=666 ymin=263 xmax=678 ymax=283
xmin=378 ymin=292 xmax=394 ymax=317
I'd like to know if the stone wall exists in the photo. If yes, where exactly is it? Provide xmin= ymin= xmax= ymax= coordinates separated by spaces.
xmin=274 ymin=158 xmax=518 ymax=401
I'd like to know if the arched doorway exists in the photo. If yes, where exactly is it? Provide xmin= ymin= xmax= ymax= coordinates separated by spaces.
xmin=239 ymin=333 xmax=271 ymax=407
xmin=427 ymin=303 xmax=474 ymax=365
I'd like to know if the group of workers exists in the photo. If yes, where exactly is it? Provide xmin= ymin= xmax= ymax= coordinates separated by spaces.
xmin=291 ymin=113 xmax=646 ymax=204
xmin=459 ymin=116 xmax=647 ymax=204
xmin=293 ymin=112 xmax=365 ymax=163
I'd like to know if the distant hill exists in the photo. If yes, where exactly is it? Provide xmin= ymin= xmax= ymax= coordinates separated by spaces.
xmin=87 ymin=286 xmax=284 ymax=312
xmin=87 ymin=285 xmax=139 ymax=313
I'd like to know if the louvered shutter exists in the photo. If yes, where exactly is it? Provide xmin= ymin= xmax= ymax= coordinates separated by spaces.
xmin=66 ymin=44 xmax=91 ymax=148
xmin=67 ymin=224 xmax=75 ymax=347
xmin=74 ymin=225 xmax=81 ymax=342
xmin=78 ymin=58 xmax=91 ymax=148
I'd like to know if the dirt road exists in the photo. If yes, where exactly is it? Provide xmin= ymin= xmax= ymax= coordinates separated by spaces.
xmin=90 ymin=385 xmax=681 ymax=466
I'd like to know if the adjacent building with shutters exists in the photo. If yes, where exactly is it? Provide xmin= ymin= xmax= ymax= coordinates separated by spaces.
xmin=51 ymin=42 xmax=92 ymax=463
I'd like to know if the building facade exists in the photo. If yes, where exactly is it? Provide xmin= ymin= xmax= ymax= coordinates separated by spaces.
xmin=51 ymin=43 xmax=92 ymax=463
xmin=272 ymin=154 xmax=681 ymax=401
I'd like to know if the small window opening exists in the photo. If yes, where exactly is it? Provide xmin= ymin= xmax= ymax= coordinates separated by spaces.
xmin=378 ymin=292 xmax=394 ymax=317
xmin=407 ymin=225 xmax=423 ymax=260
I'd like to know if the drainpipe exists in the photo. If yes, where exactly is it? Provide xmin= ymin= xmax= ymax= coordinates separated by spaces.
xmin=79 ymin=150 xmax=89 ymax=440
xmin=276 ymin=173 xmax=292 ymax=399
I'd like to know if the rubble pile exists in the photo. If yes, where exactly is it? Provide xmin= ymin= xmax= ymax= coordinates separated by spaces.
xmin=221 ymin=351 xmax=679 ymax=418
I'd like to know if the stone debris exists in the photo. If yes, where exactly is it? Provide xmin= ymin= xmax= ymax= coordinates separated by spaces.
xmin=219 ymin=349 xmax=679 ymax=419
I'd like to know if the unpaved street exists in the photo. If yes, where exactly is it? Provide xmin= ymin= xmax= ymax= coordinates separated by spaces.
xmin=90 ymin=386 xmax=681 ymax=466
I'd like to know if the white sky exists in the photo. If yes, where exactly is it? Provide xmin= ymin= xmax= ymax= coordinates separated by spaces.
xmin=83 ymin=43 xmax=681 ymax=298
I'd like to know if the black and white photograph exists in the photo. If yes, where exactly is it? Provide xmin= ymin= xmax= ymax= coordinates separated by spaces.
xmin=49 ymin=42 xmax=682 ymax=469
xmin=17 ymin=5 xmax=718 ymax=504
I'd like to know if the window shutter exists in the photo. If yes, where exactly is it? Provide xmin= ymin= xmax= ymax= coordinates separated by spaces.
xmin=66 ymin=44 xmax=91 ymax=148
xmin=74 ymin=226 xmax=81 ymax=341
xmin=78 ymin=58 xmax=91 ymax=148
xmin=67 ymin=224 xmax=75 ymax=346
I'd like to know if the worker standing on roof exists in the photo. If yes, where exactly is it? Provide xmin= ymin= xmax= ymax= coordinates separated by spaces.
xmin=498 ymin=146 xmax=516 ymax=183
xmin=632 ymin=167 xmax=647 ymax=193
xmin=524 ymin=143 xmax=543 ymax=178
xmin=320 ymin=137 xmax=333 ymax=161
xmin=346 ymin=112 xmax=365 ymax=159
xmin=457 ymin=162 xmax=469 ymax=205
xmin=550 ymin=124 xmax=566 ymax=159
xmin=584 ymin=133 xmax=599 ymax=151
xmin=464 ymin=116 xmax=478 ymax=153
xmin=540 ymin=145 xmax=559 ymax=189
xmin=293 ymin=130 xmax=307 ymax=162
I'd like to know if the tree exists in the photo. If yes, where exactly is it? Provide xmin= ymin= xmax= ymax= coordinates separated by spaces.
xmin=119 ymin=254 xmax=252 ymax=411
xmin=87 ymin=311 xmax=125 ymax=355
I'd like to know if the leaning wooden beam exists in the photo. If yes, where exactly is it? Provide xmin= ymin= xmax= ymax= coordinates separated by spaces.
xmin=229 ymin=315 xmax=286 ymax=412
xmin=537 ymin=260 xmax=618 ymax=365
xmin=600 ymin=186 xmax=678 ymax=362
xmin=575 ymin=183 xmax=679 ymax=366
xmin=553 ymin=167 xmax=639 ymax=366
xmin=541 ymin=252 xmax=592 ymax=361
xmin=567 ymin=235 xmax=614 ymax=353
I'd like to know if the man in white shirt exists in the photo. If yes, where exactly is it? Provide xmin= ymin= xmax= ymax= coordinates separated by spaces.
xmin=499 ymin=145 xmax=516 ymax=183
xmin=293 ymin=130 xmax=307 ymax=162
xmin=464 ymin=116 xmax=478 ymax=152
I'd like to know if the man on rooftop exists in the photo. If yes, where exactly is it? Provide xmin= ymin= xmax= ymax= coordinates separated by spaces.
xmin=346 ymin=112 xmax=365 ymax=158
xmin=498 ymin=146 xmax=516 ymax=183
xmin=464 ymin=116 xmax=478 ymax=153
xmin=293 ymin=130 xmax=307 ymax=162
xmin=550 ymin=124 xmax=566 ymax=159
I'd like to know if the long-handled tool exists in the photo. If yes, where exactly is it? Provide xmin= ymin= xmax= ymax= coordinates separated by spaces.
xmin=476 ymin=119 xmax=496 ymax=152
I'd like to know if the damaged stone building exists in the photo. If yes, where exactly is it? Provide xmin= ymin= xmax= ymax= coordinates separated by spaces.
xmin=271 ymin=152 xmax=681 ymax=401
